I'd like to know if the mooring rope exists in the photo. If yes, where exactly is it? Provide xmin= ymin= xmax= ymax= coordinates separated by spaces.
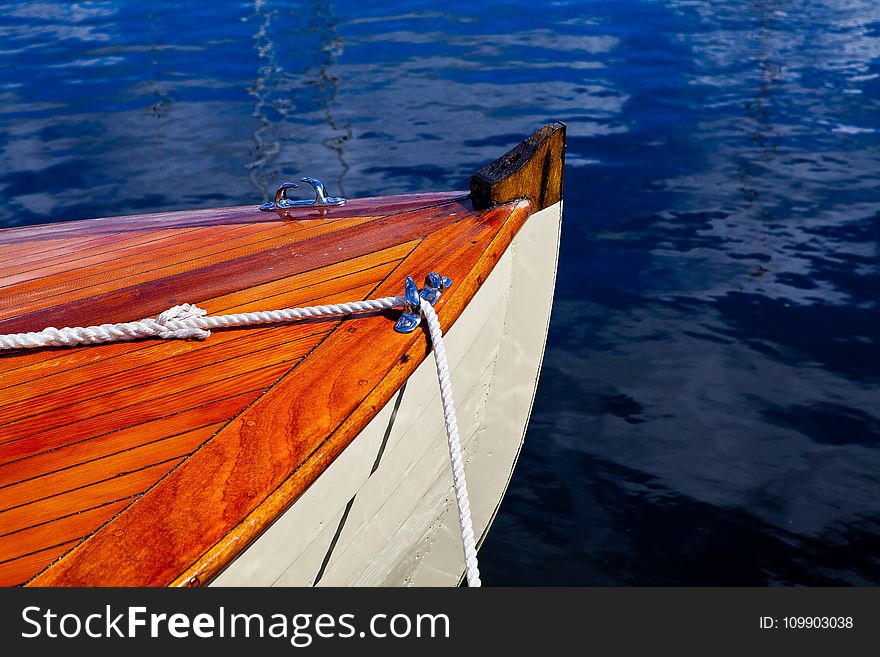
xmin=0 ymin=279 xmax=482 ymax=587
xmin=0 ymin=297 xmax=406 ymax=350
xmin=420 ymin=299 xmax=481 ymax=587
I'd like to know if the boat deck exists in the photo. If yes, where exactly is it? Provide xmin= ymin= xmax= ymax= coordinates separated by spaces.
xmin=0 ymin=191 xmax=532 ymax=585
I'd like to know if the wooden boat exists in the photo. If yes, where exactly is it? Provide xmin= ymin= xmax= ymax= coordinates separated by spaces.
xmin=0 ymin=123 xmax=564 ymax=587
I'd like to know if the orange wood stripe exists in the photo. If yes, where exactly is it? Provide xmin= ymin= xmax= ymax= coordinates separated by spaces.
xmin=0 ymin=361 xmax=295 ymax=458
xmin=200 ymin=240 xmax=417 ymax=314
xmin=0 ymin=401 xmax=251 ymax=485
xmin=0 ymin=423 xmax=222 ymax=512
xmin=0 ymin=241 xmax=414 ymax=389
xmin=0 ymin=458 xmax=184 ymax=537
xmin=0 ymin=233 xmax=112 ymax=263
xmin=28 ymin=200 xmax=532 ymax=586
xmin=0 ymin=225 xmax=209 ymax=282
xmin=0 ymin=334 xmax=322 ymax=442
xmin=0 ymin=192 xmax=465 ymax=244
xmin=0 ymin=540 xmax=80 ymax=587
xmin=0 ymin=199 xmax=469 ymax=333
xmin=0 ymin=275 xmax=390 ymax=431
xmin=0 ymin=500 xmax=132 ymax=564
xmin=0 ymin=213 xmax=352 ymax=293
xmin=0 ymin=251 xmax=408 ymax=582
xmin=0 ymin=215 xmax=381 ymax=318
xmin=0 ymin=324 xmax=330 ymax=424
xmin=0 ymin=224 xmax=264 ymax=290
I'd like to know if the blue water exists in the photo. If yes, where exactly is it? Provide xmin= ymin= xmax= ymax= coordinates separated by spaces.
xmin=2 ymin=1 xmax=878 ymax=585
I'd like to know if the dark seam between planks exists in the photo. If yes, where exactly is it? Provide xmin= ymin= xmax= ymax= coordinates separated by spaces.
xmin=0 ymin=451 xmax=198 ymax=514
xmin=0 ymin=489 xmax=150 ymax=539
xmin=0 ymin=420 xmax=226 ymax=491
xmin=0 ymin=279 xmax=377 ymax=430
xmin=1 ymin=537 xmax=90 ymax=567
xmin=0 ymin=361 xmax=300 ymax=448
xmin=0 ymin=199 xmax=472 ymax=332
xmin=0 ymin=249 xmax=409 ymax=385
xmin=0 ymin=389 xmax=266 ymax=469
xmin=0 ymin=216 xmax=379 ymax=309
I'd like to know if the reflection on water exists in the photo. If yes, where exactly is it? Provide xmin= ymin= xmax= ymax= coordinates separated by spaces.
xmin=1 ymin=0 xmax=878 ymax=585
xmin=247 ymin=0 xmax=351 ymax=201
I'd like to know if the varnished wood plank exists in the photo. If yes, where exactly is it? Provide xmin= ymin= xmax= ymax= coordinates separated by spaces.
xmin=0 ymin=335 xmax=319 ymax=442
xmin=5 ymin=216 xmax=359 ymax=290
xmin=0 ymin=500 xmax=131 ymax=564
xmin=0 ymin=361 xmax=294 ymax=457
xmin=0 ymin=242 xmax=414 ymax=390
xmin=0 ymin=232 xmax=133 ymax=266
xmin=0 ymin=199 xmax=467 ymax=332
xmin=0 ymin=458 xmax=184 ymax=537
xmin=0 ymin=207 xmax=271 ymax=241
xmin=0 ymin=325 xmax=328 ymax=422
xmin=0 ymin=226 xmax=208 ymax=284
xmin=0 ymin=404 xmax=247 ymax=485
xmin=0 ymin=192 xmax=465 ymax=243
xmin=0 ymin=540 xmax=80 ymax=587
xmin=0 ymin=234 xmax=91 ymax=258
xmin=0 ymin=215 xmax=378 ymax=319
xmin=470 ymin=122 xmax=566 ymax=211
xmin=0 ymin=424 xmax=221 ymax=513
xmin=0 ymin=212 xmax=371 ymax=297
xmin=28 ymin=199 xmax=532 ymax=586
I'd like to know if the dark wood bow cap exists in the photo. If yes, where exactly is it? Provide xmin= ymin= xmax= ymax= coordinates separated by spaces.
xmin=469 ymin=121 xmax=566 ymax=212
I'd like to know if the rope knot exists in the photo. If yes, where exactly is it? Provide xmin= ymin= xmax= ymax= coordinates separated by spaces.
xmin=153 ymin=303 xmax=211 ymax=340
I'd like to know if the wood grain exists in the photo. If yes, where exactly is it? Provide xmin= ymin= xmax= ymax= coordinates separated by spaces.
xmin=470 ymin=122 xmax=566 ymax=211
xmin=0 ymin=192 xmax=460 ymax=585
xmin=0 ymin=201 xmax=465 ymax=333
xmin=0 ymin=501 xmax=132 ymax=564
xmin=29 ymin=199 xmax=533 ymax=587
xmin=0 ymin=242 xmax=414 ymax=390
xmin=0 ymin=541 xmax=81 ymax=587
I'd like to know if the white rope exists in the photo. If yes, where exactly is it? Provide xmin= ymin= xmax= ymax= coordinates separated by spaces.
xmin=0 ymin=287 xmax=482 ymax=586
xmin=420 ymin=298 xmax=481 ymax=587
xmin=0 ymin=297 xmax=404 ymax=351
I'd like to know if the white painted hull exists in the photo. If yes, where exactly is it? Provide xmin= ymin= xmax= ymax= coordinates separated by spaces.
xmin=212 ymin=201 xmax=562 ymax=587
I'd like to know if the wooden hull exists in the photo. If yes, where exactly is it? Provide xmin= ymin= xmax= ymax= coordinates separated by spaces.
xmin=212 ymin=201 xmax=561 ymax=586
xmin=0 ymin=123 xmax=565 ymax=586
